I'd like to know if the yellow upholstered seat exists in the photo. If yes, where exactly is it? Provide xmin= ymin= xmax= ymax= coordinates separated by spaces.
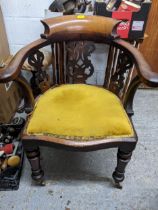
xmin=26 ymin=84 xmax=134 ymax=140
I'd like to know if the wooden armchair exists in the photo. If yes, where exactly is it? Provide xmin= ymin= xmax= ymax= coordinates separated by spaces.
xmin=1 ymin=15 xmax=158 ymax=188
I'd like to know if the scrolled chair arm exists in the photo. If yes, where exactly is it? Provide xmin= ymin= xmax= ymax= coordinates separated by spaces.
xmin=0 ymin=39 xmax=49 ymax=111
xmin=0 ymin=39 xmax=49 ymax=83
xmin=114 ymin=39 xmax=158 ymax=88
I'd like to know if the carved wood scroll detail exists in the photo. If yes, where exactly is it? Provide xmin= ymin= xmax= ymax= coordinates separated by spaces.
xmin=28 ymin=50 xmax=50 ymax=96
xmin=66 ymin=41 xmax=95 ymax=83
xmin=109 ymin=51 xmax=133 ymax=96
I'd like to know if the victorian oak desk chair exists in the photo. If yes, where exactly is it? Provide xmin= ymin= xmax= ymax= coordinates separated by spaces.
xmin=0 ymin=15 xmax=158 ymax=188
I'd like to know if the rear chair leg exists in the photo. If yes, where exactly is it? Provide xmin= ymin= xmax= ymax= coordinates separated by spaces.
xmin=25 ymin=146 xmax=45 ymax=186
xmin=112 ymin=149 xmax=133 ymax=189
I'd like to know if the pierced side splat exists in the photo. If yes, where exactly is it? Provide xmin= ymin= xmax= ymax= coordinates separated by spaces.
xmin=28 ymin=50 xmax=51 ymax=96
xmin=66 ymin=41 xmax=95 ymax=83
xmin=109 ymin=51 xmax=133 ymax=97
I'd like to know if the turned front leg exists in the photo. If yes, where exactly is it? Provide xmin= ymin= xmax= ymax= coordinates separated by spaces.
xmin=25 ymin=146 xmax=45 ymax=185
xmin=112 ymin=149 xmax=132 ymax=189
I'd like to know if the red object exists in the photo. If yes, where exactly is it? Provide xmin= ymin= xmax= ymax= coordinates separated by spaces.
xmin=0 ymin=144 xmax=13 ymax=154
xmin=112 ymin=11 xmax=132 ymax=38
xmin=117 ymin=1 xmax=140 ymax=12
xmin=112 ymin=0 xmax=141 ymax=38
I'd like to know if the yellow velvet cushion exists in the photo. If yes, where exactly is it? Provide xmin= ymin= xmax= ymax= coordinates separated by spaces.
xmin=27 ymin=84 xmax=134 ymax=140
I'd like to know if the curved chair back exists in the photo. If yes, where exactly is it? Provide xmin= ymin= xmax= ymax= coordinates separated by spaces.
xmin=28 ymin=15 xmax=136 ymax=100
xmin=1 ymin=15 xmax=148 ymax=108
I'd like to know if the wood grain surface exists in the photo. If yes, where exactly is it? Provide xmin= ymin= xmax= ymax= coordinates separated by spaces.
xmin=140 ymin=0 xmax=158 ymax=73
xmin=0 ymin=6 xmax=10 ymax=62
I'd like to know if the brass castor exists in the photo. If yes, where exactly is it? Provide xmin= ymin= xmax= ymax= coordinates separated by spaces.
xmin=36 ymin=179 xmax=46 ymax=186
xmin=114 ymin=181 xmax=122 ymax=189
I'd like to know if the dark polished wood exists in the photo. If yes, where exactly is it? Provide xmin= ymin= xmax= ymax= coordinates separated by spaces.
xmin=22 ymin=132 xmax=137 ymax=152
xmin=0 ymin=15 xmax=158 ymax=187
xmin=0 ymin=39 xmax=50 ymax=82
xmin=66 ymin=41 xmax=95 ymax=83
xmin=123 ymin=76 xmax=141 ymax=116
xmin=15 ymin=75 xmax=35 ymax=113
xmin=114 ymin=39 xmax=158 ymax=88
xmin=25 ymin=146 xmax=44 ymax=185
xmin=41 ymin=15 xmax=120 ymax=40
xmin=113 ymin=149 xmax=133 ymax=189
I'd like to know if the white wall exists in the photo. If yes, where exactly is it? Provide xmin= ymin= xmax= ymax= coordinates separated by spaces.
xmin=0 ymin=0 xmax=52 ymax=54
xmin=0 ymin=0 xmax=96 ymax=54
